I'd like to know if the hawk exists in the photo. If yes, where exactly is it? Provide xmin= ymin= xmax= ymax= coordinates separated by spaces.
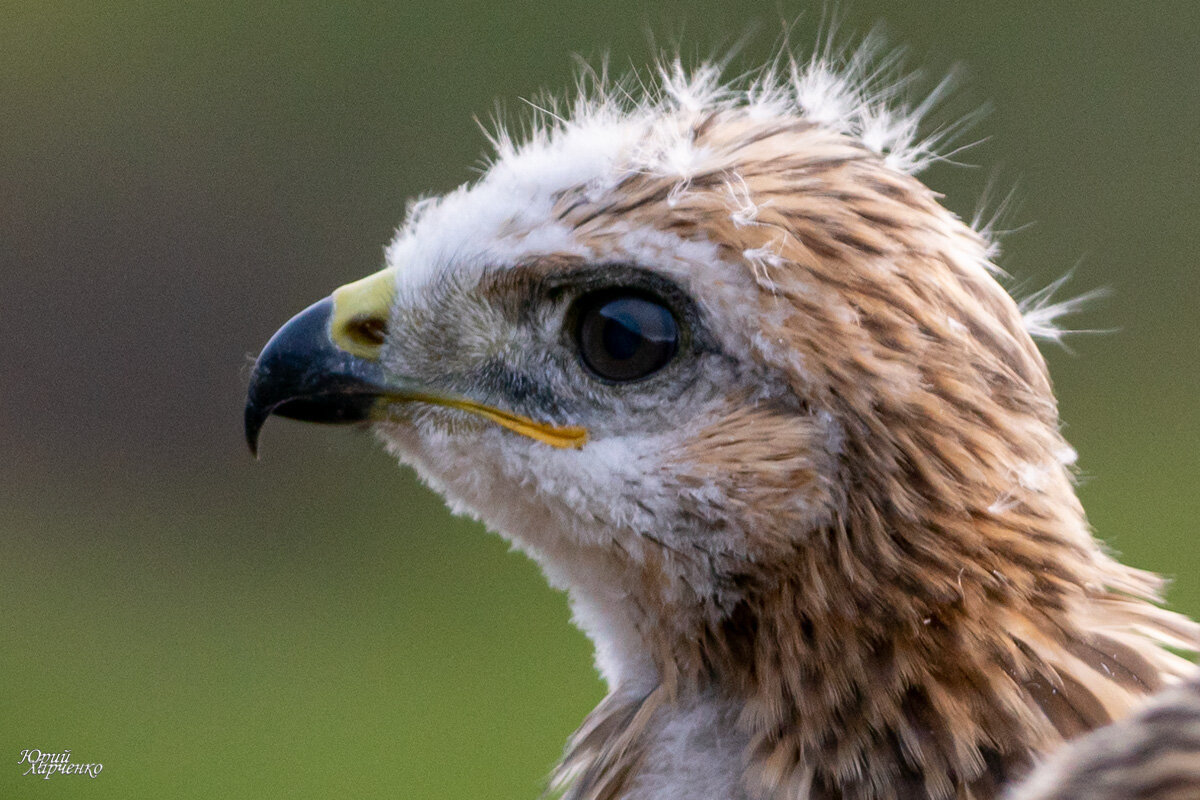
xmin=244 ymin=38 xmax=1199 ymax=800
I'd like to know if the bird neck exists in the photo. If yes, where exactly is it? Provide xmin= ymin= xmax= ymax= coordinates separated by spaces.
xmin=555 ymin=502 xmax=1195 ymax=800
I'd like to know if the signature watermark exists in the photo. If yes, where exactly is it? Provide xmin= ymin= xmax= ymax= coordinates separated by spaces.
xmin=18 ymin=749 xmax=103 ymax=779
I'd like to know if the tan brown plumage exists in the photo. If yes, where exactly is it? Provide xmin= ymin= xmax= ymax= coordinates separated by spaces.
xmin=542 ymin=113 xmax=1196 ymax=800
xmin=245 ymin=36 xmax=1199 ymax=800
xmin=1011 ymin=672 xmax=1200 ymax=800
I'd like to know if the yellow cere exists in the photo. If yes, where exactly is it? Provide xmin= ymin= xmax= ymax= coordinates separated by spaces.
xmin=330 ymin=268 xmax=398 ymax=360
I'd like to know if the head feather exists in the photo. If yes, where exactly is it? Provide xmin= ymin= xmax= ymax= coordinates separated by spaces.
xmin=377 ymin=30 xmax=1197 ymax=800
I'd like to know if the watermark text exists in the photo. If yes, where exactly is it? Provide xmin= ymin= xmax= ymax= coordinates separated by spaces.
xmin=18 ymin=749 xmax=103 ymax=779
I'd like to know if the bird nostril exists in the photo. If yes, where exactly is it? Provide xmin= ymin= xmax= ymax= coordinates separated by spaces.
xmin=328 ymin=268 xmax=397 ymax=359
xmin=345 ymin=315 xmax=388 ymax=348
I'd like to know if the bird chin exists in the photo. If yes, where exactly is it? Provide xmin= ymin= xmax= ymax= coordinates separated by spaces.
xmin=370 ymin=418 xmax=420 ymax=453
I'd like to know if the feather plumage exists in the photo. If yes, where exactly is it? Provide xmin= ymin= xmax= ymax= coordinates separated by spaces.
xmin=446 ymin=45 xmax=1200 ymax=800
xmin=250 ymin=31 xmax=1199 ymax=800
xmin=1010 ymin=672 xmax=1200 ymax=800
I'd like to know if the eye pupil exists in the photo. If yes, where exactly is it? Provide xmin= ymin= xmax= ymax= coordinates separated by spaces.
xmin=575 ymin=291 xmax=679 ymax=382
xmin=602 ymin=307 xmax=647 ymax=360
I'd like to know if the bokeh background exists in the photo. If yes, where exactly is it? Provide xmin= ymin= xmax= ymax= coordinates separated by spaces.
xmin=2 ymin=2 xmax=1197 ymax=798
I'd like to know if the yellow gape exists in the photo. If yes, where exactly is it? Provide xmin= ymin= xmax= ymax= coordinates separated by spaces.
xmin=428 ymin=397 xmax=589 ymax=449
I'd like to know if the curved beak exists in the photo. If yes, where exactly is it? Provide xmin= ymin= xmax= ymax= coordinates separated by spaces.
xmin=245 ymin=269 xmax=588 ymax=456
xmin=244 ymin=268 xmax=419 ymax=455
xmin=245 ymin=298 xmax=389 ymax=455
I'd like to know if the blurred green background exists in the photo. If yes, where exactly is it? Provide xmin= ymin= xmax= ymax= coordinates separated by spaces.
xmin=2 ymin=2 xmax=1197 ymax=798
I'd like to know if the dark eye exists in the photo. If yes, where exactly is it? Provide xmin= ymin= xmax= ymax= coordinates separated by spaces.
xmin=574 ymin=290 xmax=680 ymax=382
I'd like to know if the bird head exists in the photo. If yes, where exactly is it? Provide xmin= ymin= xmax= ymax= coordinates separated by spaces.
xmin=246 ymin=48 xmax=1197 ymax=800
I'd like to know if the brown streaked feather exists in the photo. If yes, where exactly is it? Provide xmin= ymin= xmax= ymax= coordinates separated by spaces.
xmin=552 ymin=689 xmax=666 ymax=800
xmin=544 ymin=106 xmax=1198 ymax=800
xmin=1010 ymin=672 xmax=1200 ymax=800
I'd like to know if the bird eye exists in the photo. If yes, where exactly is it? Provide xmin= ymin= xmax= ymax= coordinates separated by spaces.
xmin=573 ymin=290 xmax=680 ymax=382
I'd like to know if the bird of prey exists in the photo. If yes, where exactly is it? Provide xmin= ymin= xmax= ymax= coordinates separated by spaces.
xmin=244 ymin=37 xmax=1199 ymax=800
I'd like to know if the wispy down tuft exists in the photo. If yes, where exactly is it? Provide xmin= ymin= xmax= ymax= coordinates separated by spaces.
xmin=441 ymin=26 xmax=1102 ymax=349
xmin=482 ymin=26 xmax=979 ymax=179
xmin=1018 ymin=272 xmax=1109 ymax=345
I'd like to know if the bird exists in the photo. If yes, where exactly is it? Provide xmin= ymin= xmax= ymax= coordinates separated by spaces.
xmin=244 ymin=34 xmax=1199 ymax=800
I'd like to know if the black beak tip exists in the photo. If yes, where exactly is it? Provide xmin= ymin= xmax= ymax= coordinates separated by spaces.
xmin=245 ymin=400 xmax=267 ymax=458
xmin=243 ymin=296 xmax=384 ymax=459
xmin=243 ymin=297 xmax=337 ymax=458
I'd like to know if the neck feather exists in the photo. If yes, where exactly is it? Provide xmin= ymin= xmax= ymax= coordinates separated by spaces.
xmin=554 ymin=478 xmax=1197 ymax=800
